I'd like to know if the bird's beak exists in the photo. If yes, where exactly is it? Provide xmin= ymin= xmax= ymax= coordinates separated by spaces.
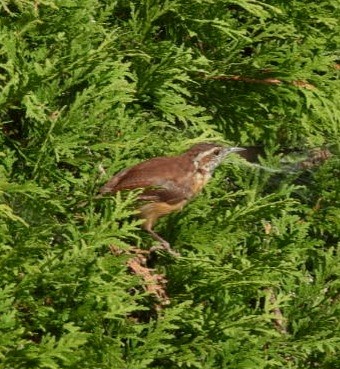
xmin=227 ymin=147 xmax=246 ymax=153
xmin=219 ymin=147 xmax=246 ymax=162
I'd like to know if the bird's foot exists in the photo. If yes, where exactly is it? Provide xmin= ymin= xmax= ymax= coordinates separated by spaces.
xmin=150 ymin=242 xmax=180 ymax=257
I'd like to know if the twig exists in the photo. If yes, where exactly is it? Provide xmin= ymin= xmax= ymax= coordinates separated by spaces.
xmin=110 ymin=245 xmax=170 ymax=309
xmin=265 ymin=287 xmax=288 ymax=334
xmin=202 ymin=73 xmax=315 ymax=90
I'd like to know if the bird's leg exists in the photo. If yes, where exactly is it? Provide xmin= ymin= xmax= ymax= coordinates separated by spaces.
xmin=147 ymin=228 xmax=171 ymax=252
xmin=140 ymin=204 xmax=179 ymax=256
xmin=144 ymin=224 xmax=179 ymax=256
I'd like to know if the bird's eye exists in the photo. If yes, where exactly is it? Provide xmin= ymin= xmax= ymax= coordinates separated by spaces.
xmin=213 ymin=148 xmax=221 ymax=155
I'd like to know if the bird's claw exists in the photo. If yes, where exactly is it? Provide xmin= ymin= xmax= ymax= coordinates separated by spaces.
xmin=150 ymin=242 xmax=180 ymax=257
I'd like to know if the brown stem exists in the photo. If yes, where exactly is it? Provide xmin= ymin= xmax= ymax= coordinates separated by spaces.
xmin=109 ymin=245 xmax=170 ymax=308
xmin=265 ymin=287 xmax=288 ymax=334
xmin=201 ymin=73 xmax=315 ymax=89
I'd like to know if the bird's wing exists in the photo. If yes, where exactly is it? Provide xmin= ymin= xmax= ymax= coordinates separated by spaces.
xmin=99 ymin=157 xmax=183 ymax=194
xmin=99 ymin=168 xmax=131 ymax=194
xmin=99 ymin=157 xmax=189 ymax=204
xmin=139 ymin=185 xmax=188 ymax=205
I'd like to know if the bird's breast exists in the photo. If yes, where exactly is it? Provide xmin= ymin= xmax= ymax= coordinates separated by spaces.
xmin=190 ymin=170 xmax=212 ymax=195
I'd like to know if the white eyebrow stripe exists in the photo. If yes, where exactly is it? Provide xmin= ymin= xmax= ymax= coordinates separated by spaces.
xmin=193 ymin=148 xmax=217 ymax=164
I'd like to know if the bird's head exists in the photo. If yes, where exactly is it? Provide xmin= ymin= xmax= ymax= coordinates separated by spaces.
xmin=185 ymin=142 xmax=245 ymax=174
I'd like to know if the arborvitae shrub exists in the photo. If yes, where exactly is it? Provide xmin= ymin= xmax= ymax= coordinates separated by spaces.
xmin=0 ymin=1 xmax=339 ymax=368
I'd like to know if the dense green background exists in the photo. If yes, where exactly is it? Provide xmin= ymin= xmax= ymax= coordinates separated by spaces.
xmin=1 ymin=0 xmax=339 ymax=368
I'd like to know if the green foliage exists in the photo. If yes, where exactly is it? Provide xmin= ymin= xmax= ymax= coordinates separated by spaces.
xmin=0 ymin=0 xmax=339 ymax=368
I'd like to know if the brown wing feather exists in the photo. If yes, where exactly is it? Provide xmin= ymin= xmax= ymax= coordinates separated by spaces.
xmin=99 ymin=168 xmax=131 ymax=194
xmin=99 ymin=156 xmax=193 ymax=204
xmin=139 ymin=186 xmax=188 ymax=204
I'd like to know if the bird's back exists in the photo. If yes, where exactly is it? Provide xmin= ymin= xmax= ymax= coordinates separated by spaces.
xmin=99 ymin=155 xmax=192 ymax=195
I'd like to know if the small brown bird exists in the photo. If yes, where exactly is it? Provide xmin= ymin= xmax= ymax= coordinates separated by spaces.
xmin=99 ymin=143 xmax=245 ymax=251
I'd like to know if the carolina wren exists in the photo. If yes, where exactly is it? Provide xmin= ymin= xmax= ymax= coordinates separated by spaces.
xmin=99 ymin=143 xmax=245 ymax=251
